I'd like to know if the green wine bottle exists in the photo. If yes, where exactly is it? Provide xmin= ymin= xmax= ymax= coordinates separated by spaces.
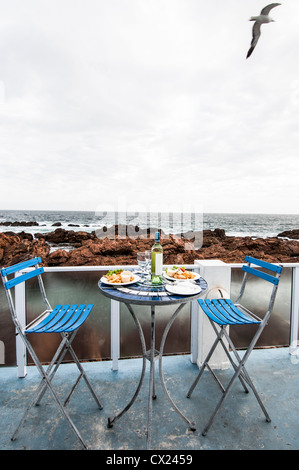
xmin=151 ymin=231 xmax=163 ymax=284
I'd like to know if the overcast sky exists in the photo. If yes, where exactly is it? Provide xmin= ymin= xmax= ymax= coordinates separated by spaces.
xmin=0 ymin=0 xmax=298 ymax=215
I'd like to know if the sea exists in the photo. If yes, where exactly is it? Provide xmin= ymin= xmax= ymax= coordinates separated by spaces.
xmin=0 ymin=209 xmax=298 ymax=239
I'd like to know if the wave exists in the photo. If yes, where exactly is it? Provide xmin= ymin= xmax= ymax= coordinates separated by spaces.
xmin=0 ymin=210 xmax=298 ymax=239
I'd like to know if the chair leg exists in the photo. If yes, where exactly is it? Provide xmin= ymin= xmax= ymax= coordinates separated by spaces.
xmin=201 ymin=363 xmax=243 ymax=436
xmin=11 ymin=379 xmax=46 ymax=442
xmin=34 ymin=334 xmax=70 ymax=406
xmin=201 ymin=336 xmax=271 ymax=436
xmin=12 ymin=334 xmax=94 ymax=449
xmin=12 ymin=368 xmax=89 ymax=449
xmin=188 ymin=319 xmax=250 ymax=396
xmin=186 ymin=330 xmax=224 ymax=398
xmin=187 ymin=319 xmax=271 ymax=436
xmin=224 ymin=325 xmax=271 ymax=422
xmin=34 ymin=332 xmax=103 ymax=410
xmin=225 ymin=333 xmax=271 ymax=422
xmin=63 ymin=338 xmax=103 ymax=409
xmin=218 ymin=329 xmax=250 ymax=394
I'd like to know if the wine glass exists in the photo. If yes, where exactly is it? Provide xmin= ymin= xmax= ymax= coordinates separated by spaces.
xmin=144 ymin=250 xmax=151 ymax=275
xmin=137 ymin=252 xmax=147 ymax=278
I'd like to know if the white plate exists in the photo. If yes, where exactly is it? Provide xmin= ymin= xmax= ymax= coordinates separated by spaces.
xmin=100 ymin=274 xmax=141 ymax=286
xmin=163 ymin=271 xmax=200 ymax=282
xmin=165 ymin=282 xmax=202 ymax=296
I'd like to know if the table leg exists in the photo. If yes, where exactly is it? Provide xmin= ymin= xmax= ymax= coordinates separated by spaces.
xmin=159 ymin=303 xmax=196 ymax=431
xmin=107 ymin=301 xmax=193 ymax=449
xmin=147 ymin=305 xmax=156 ymax=449
xmin=107 ymin=303 xmax=147 ymax=429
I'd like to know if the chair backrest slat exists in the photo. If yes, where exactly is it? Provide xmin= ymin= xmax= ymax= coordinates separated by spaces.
xmin=1 ymin=257 xmax=41 ymax=277
xmin=242 ymin=265 xmax=279 ymax=285
xmin=4 ymin=267 xmax=44 ymax=290
xmin=244 ymin=256 xmax=282 ymax=274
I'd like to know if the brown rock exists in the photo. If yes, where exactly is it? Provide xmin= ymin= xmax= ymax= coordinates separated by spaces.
xmin=1 ymin=221 xmax=39 ymax=227
xmin=1 ymin=227 xmax=299 ymax=268
xmin=278 ymin=229 xmax=299 ymax=240
xmin=287 ymin=242 xmax=299 ymax=257
xmin=0 ymin=232 xmax=50 ymax=267
xmin=47 ymin=249 xmax=69 ymax=266
xmin=35 ymin=228 xmax=94 ymax=247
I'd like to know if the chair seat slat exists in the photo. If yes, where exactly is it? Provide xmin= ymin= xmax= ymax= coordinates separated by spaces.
xmin=198 ymin=299 xmax=226 ymax=325
xmin=211 ymin=300 xmax=245 ymax=324
xmin=25 ymin=305 xmax=67 ymax=333
xmin=215 ymin=299 xmax=250 ymax=323
xmin=199 ymin=299 xmax=231 ymax=325
xmin=220 ymin=299 xmax=260 ymax=324
xmin=34 ymin=305 xmax=72 ymax=332
xmin=46 ymin=304 xmax=79 ymax=332
xmin=198 ymin=299 xmax=262 ymax=326
xmin=63 ymin=304 xmax=93 ymax=332
xmin=25 ymin=304 xmax=63 ymax=333
xmin=26 ymin=304 xmax=94 ymax=334
xmin=57 ymin=304 xmax=86 ymax=332
xmin=47 ymin=304 xmax=84 ymax=333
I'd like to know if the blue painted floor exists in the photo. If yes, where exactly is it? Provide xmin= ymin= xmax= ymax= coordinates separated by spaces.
xmin=0 ymin=347 xmax=298 ymax=451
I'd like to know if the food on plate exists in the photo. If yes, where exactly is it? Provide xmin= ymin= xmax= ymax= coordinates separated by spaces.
xmin=120 ymin=271 xmax=132 ymax=283
xmin=105 ymin=269 xmax=134 ymax=284
xmin=165 ymin=266 xmax=196 ymax=280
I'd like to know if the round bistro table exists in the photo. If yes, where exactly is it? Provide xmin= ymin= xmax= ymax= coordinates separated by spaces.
xmin=98 ymin=274 xmax=208 ymax=450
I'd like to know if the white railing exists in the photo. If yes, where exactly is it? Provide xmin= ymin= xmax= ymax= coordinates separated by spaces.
xmin=290 ymin=265 xmax=299 ymax=356
xmin=14 ymin=263 xmax=198 ymax=377
xmin=13 ymin=261 xmax=299 ymax=378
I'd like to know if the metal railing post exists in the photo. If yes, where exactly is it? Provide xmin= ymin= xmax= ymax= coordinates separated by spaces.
xmin=290 ymin=266 xmax=299 ymax=356
xmin=190 ymin=262 xmax=200 ymax=363
xmin=190 ymin=300 xmax=199 ymax=364
xmin=194 ymin=260 xmax=231 ymax=370
xmin=14 ymin=272 xmax=27 ymax=378
xmin=111 ymin=299 xmax=120 ymax=370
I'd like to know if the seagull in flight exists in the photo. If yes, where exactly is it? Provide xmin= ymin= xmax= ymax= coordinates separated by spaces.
xmin=246 ymin=3 xmax=281 ymax=59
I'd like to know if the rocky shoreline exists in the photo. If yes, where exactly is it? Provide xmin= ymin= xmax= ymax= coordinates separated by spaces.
xmin=1 ymin=225 xmax=299 ymax=268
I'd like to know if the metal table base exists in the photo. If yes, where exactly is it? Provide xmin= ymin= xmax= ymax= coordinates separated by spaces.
xmin=98 ymin=276 xmax=208 ymax=450
xmin=107 ymin=302 xmax=196 ymax=450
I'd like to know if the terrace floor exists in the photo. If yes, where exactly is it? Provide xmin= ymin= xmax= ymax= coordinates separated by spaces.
xmin=0 ymin=347 xmax=298 ymax=451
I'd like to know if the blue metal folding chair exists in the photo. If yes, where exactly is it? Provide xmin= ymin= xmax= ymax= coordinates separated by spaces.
xmin=187 ymin=256 xmax=283 ymax=436
xmin=1 ymin=257 xmax=103 ymax=449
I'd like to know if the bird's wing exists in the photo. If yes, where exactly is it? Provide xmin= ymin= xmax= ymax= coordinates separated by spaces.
xmin=247 ymin=21 xmax=261 ymax=58
xmin=260 ymin=3 xmax=281 ymax=15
